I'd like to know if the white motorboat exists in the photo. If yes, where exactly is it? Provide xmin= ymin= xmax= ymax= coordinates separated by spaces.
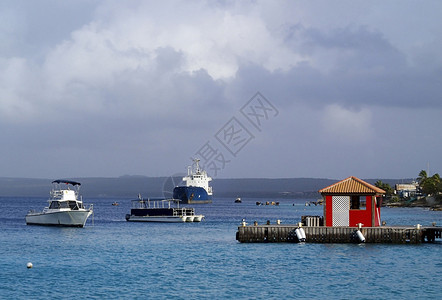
xmin=25 ymin=180 xmax=93 ymax=227
xmin=125 ymin=197 xmax=204 ymax=223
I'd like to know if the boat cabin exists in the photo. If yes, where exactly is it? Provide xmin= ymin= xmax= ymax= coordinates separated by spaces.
xmin=48 ymin=200 xmax=82 ymax=210
xmin=50 ymin=180 xmax=81 ymax=201
xmin=126 ymin=197 xmax=203 ymax=222
xmin=319 ymin=176 xmax=385 ymax=227
xmin=129 ymin=198 xmax=193 ymax=216
xmin=51 ymin=189 xmax=77 ymax=201
xmin=46 ymin=180 xmax=83 ymax=210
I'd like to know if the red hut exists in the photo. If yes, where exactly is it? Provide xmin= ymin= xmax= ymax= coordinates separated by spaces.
xmin=319 ymin=176 xmax=385 ymax=227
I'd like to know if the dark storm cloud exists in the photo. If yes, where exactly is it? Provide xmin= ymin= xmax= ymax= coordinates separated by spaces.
xmin=276 ymin=24 xmax=442 ymax=109
xmin=0 ymin=0 xmax=441 ymax=179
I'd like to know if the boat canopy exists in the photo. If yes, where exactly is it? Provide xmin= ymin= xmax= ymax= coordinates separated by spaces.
xmin=52 ymin=180 xmax=81 ymax=186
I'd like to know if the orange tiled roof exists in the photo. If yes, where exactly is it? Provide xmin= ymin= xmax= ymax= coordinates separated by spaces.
xmin=319 ymin=176 xmax=385 ymax=194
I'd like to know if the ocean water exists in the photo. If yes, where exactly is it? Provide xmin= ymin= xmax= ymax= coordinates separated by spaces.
xmin=1 ymin=196 xmax=441 ymax=299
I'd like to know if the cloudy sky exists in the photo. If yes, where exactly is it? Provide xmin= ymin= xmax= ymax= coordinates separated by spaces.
xmin=1 ymin=0 xmax=441 ymax=180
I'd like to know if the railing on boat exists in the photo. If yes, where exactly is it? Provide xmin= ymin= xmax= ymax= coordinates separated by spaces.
xmin=172 ymin=208 xmax=195 ymax=217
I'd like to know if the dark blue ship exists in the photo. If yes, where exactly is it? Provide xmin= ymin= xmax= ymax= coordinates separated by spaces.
xmin=172 ymin=159 xmax=213 ymax=204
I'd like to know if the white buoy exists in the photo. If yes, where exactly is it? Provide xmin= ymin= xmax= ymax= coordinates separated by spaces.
xmin=295 ymin=227 xmax=306 ymax=242
xmin=356 ymin=230 xmax=365 ymax=243
xmin=27 ymin=262 xmax=33 ymax=269
xmin=300 ymin=227 xmax=306 ymax=240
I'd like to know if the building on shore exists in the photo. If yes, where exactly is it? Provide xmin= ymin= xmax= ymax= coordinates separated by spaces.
xmin=395 ymin=182 xmax=419 ymax=199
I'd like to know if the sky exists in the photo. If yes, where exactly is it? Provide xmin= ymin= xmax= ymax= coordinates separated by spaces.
xmin=1 ymin=0 xmax=441 ymax=180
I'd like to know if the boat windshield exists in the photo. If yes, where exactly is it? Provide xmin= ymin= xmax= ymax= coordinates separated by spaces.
xmin=49 ymin=201 xmax=60 ymax=209
xmin=59 ymin=202 xmax=70 ymax=208
xmin=68 ymin=201 xmax=79 ymax=210
xmin=49 ymin=201 xmax=76 ymax=209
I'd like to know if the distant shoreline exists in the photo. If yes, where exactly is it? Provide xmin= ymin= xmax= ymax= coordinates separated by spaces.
xmin=384 ymin=197 xmax=442 ymax=211
xmin=0 ymin=176 xmax=416 ymax=199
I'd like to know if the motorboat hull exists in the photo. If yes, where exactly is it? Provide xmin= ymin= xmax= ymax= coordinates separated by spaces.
xmin=26 ymin=210 xmax=92 ymax=227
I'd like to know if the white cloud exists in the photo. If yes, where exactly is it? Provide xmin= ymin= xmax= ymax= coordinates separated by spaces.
xmin=40 ymin=0 xmax=305 ymax=89
xmin=2 ymin=0 xmax=309 ymax=122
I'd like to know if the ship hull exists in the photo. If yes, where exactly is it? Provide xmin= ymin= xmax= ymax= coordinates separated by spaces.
xmin=25 ymin=210 xmax=92 ymax=227
xmin=173 ymin=186 xmax=212 ymax=204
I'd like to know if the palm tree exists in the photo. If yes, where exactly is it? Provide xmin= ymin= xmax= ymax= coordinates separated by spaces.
xmin=417 ymin=170 xmax=428 ymax=186
xmin=421 ymin=173 xmax=441 ymax=196
xmin=375 ymin=180 xmax=393 ymax=196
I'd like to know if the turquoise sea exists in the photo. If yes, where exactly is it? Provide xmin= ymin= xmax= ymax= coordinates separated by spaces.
xmin=1 ymin=196 xmax=441 ymax=299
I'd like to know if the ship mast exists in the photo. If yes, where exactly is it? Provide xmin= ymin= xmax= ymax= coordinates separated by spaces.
xmin=194 ymin=158 xmax=201 ymax=174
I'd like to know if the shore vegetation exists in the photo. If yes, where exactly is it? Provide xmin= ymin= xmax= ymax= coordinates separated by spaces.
xmin=378 ymin=170 xmax=442 ymax=210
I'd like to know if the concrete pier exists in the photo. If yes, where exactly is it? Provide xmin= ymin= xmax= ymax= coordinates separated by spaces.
xmin=236 ymin=224 xmax=442 ymax=244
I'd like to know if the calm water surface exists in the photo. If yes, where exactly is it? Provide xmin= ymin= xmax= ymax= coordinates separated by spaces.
xmin=1 ymin=196 xmax=441 ymax=299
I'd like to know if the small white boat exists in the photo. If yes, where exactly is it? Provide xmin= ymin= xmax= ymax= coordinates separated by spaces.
xmin=25 ymin=180 xmax=93 ymax=227
xmin=125 ymin=197 xmax=204 ymax=223
xmin=235 ymin=197 xmax=242 ymax=203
